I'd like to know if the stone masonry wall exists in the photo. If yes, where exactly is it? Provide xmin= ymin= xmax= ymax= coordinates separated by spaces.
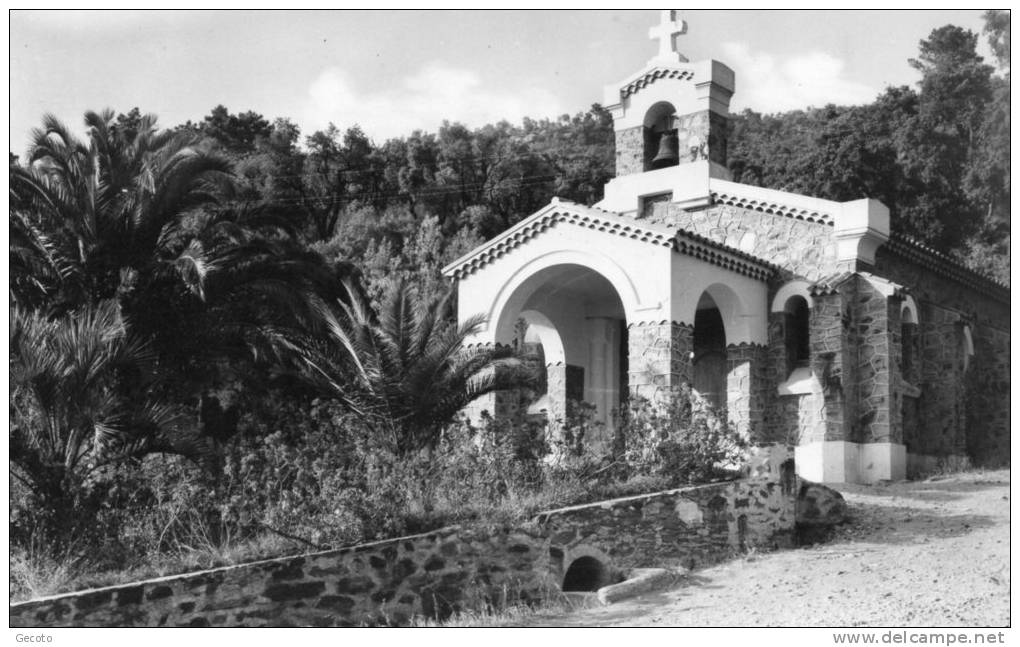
xmin=810 ymin=289 xmax=854 ymax=442
xmin=851 ymin=278 xmax=895 ymax=444
xmin=11 ymin=466 xmax=799 ymax=628
xmin=914 ymin=303 xmax=969 ymax=458
xmin=873 ymin=248 xmax=1010 ymax=465
xmin=10 ymin=526 xmax=552 ymax=628
xmin=656 ymin=203 xmax=839 ymax=283
xmin=725 ymin=342 xmax=769 ymax=442
xmin=615 ymin=126 xmax=644 ymax=176
xmin=965 ymin=325 xmax=1010 ymax=465
xmin=627 ymin=320 xmax=692 ymax=402
xmin=535 ymin=453 xmax=798 ymax=573
xmin=636 ymin=197 xmax=1007 ymax=466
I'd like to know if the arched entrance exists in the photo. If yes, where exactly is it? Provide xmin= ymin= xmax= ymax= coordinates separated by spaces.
xmin=494 ymin=264 xmax=628 ymax=448
xmin=693 ymin=292 xmax=727 ymax=410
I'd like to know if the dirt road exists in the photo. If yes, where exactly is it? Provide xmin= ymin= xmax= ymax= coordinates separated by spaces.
xmin=519 ymin=470 xmax=1010 ymax=627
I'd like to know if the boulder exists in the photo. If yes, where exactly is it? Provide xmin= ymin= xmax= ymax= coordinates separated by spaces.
xmin=796 ymin=480 xmax=847 ymax=526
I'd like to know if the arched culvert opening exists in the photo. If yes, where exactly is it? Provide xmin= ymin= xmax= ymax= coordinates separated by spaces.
xmin=561 ymin=556 xmax=612 ymax=592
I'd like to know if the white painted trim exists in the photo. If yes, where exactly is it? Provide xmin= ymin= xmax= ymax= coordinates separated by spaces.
xmin=711 ymin=178 xmax=840 ymax=225
xmin=900 ymin=295 xmax=919 ymax=324
xmin=771 ymin=281 xmax=814 ymax=313
xmin=962 ymin=325 xmax=974 ymax=371
xmin=441 ymin=199 xmax=675 ymax=279
xmin=795 ymin=441 xmax=906 ymax=484
xmin=517 ymin=310 xmax=566 ymax=365
xmin=487 ymin=248 xmax=645 ymax=340
xmin=777 ymin=367 xmax=817 ymax=395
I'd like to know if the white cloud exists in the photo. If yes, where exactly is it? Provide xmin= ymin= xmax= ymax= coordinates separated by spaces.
xmin=301 ymin=62 xmax=565 ymax=142
xmin=722 ymin=42 xmax=878 ymax=114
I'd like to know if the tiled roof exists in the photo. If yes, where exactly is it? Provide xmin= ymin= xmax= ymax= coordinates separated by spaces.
xmin=442 ymin=199 xmax=674 ymax=280
xmin=673 ymin=228 xmax=777 ymax=282
xmin=442 ymin=198 xmax=776 ymax=282
xmin=619 ymin=67 xmax=695 ymax=100
xmin=809 ymin=271 xmax=856 ymax=296
xmin=710 ymin=184 xmax=835 ymax=225
xmin=885 ymin=234 xmax=1009 ymax=302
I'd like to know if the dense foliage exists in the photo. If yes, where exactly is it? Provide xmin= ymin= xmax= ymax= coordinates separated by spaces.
xmin=728 ymin=18 xmax=1010 ymax=283
xmin=8 ymin=15 xmax=1010 ymax=598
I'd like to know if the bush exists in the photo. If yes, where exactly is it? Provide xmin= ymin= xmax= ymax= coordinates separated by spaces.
xmin=619 ymin=384 xmax=747 ymax=485
xmin=10 ymin=383 xmax=748 ymax=600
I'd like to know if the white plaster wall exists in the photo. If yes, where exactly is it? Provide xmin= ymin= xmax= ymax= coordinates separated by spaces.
xmin=796 ymin=441 xmax=907 ymax=484
xmin=597 ymin=161 xmax=730 ymax=213
xmin=669 ymin=254 xmax=768 ymax=344
xmin=456 ymin=220 xmax=673 ymax=346
xmin=605 ymin=59 xmax=735 ymax=129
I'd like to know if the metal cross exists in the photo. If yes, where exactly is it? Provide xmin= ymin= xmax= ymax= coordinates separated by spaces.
xmin=648 ymin=10 xmax=688 ymax=62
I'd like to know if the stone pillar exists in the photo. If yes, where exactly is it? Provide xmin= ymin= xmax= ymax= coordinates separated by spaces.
xmin=615 ymin=126 xmax=644 ymax=176
xmin=627 ymin=320 xmax=693 ymax=402
xmin=725 ymin=342 xmax=769 ymax=443
xmin=811 ymin=291 xmax=851 ymax=443
xmin=460 ymin=343 xmax=522 ymax=425
xmin=545 ymin=362 xmax=568 ymax=424
xmin=840 ymin=278 xmax=904 ymax=482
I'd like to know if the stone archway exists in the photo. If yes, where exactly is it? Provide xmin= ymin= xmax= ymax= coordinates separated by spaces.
xmin=693 ymin=292 xmax=727 ymax=410
xmin=493 ymin=263 xmax=628 ymax=447
xmin=688 ymin=282 xmax=768 ymax=440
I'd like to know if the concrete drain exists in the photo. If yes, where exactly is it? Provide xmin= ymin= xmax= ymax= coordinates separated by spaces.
xmin=594 ymin=568 xmax=677 ymax=605
xmin=560 ymin=556 xmax=678 ymax=606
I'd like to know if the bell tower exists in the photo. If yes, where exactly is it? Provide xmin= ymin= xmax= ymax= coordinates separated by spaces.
xmin=596 ymin=11 xmax=735 ymax=214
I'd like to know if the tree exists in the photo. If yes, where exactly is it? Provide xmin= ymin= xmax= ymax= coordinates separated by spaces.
xmin=11 ymin=109 xmax=347 ymax=441
xmin=198 ymin=105 xmax=273 ymax=154
xmin=983 ymin=10 xmax=1010 ymax=71
xmin=898 ymin=25 xmax=995 ymax=248
xmin=291 ymin=279 xmax=536 ymax=454
xmin=9 ymin=300 xmax=204 ymax=546
xmin=11 ymin=109 xmax=234 ymax=311
xmin=296 ymin=124 xmax=385 ymax=241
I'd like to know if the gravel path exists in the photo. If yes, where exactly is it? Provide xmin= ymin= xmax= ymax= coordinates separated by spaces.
xmin=517 ymin=470 xmax=1010 ymax=627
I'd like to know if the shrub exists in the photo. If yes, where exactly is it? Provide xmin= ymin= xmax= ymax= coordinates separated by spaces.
xmin=619 ymin=384 xmax=747 ymax=485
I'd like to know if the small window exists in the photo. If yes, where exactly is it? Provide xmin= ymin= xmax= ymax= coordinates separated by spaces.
xmin=900 ymin=299 xmax=919 ymax=383
xmin=784 ymin=296 xmax=810 ymax=373
xmin=901 ymin=322 xmax=916 ymax=379
xmin=961 ymin=325 xmax=974 ymax=372
xmin=640 ymin=191 xmax=673 ymax=219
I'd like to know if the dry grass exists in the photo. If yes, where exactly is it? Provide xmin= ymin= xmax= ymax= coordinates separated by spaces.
xmin=9 ymin=530 xmax=305 ymax=603
xmin=410 ymin=590 xmax=597 ymax=627
xmin=10 ymin=545 xmax=80 ymax=601
xmin=9 ymin=471 xmax=673 ymax=603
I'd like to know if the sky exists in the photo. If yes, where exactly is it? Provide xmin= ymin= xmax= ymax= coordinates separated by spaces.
xmin=9 ymin=9 xmax=995 ymax=156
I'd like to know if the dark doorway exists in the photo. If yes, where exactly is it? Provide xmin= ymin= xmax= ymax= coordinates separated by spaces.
xmin=694 ymin=301 xmax=727 ymax=410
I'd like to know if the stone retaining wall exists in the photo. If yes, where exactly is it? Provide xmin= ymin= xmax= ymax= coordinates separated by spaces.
xmin=10 ymin=456 xmax=798 ymax=628
xmin=537 ymin=454 xmax=798 ymax=574
xmin=10 ymin=525 xmax=552 ymax=628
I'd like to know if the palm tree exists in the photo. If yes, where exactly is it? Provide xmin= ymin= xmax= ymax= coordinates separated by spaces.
xmin=10 ymin=110 xmax=234 ymax=309
xmin=11 ymin=110 xmax=350 ymax=437
xmin=9 ymin=300 xmax=208 ymax=544
xmin=293 ymin=279 xmax=536 ymax=454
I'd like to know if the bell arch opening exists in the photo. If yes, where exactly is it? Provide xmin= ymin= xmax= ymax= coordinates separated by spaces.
xmin=493 ymin=263 xmax=628 ymax=446
xmin=644 ymin=101 xmax=679 ymax=171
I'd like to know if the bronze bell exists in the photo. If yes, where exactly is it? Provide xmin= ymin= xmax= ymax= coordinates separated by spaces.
xmin=650 ymin=130 xmax=680 ymax=169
